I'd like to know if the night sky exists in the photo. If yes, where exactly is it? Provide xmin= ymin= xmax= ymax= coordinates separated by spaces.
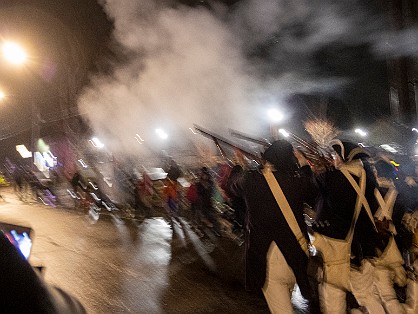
xmin=0 ymin=0 xmax=111 ymax=138
xmin=0 ymin=0 xmax=112 ymax=96
xmin=0 ymin=0 xmax=406 ymax=159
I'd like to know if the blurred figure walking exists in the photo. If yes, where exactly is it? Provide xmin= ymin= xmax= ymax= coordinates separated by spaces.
xmin=164 ymin=177 xmax=179 ymax=222
xmin=230 ymin=140 xmax=320 ymax=314
xmin=196 ymin=167 xmax=221 ymax=236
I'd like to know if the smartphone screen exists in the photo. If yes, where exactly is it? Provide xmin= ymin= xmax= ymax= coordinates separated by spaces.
xmin=0 ymin=222 xmax=33 ymax=260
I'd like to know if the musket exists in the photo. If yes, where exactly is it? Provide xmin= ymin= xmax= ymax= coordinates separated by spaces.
xmin=193 ymin=124 xmax=263 ymax=164
xmin=284 ymin=130 xmax=334 ymax=171
xmin=229 ymin=127 xmax=334 ymax=172
xmin=229 ymin=129 xmax=271 ymax=147
xmin=212 ymin=137 xmax=235 ymax=166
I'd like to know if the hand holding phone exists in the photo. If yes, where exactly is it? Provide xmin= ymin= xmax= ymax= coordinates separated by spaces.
xmin=0 ymin=222 xmax=33 ymax=260
xmin=10 ymin=230 xmax=32 ymax=259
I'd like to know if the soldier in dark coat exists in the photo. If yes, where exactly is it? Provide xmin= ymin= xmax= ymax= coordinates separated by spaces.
xmin=312 ymin=141 xmax=383 ymax=314
xmin=313 ymin=142 xmax=379 ymax=263
xmin=230 ymin=139 xmax=319 ymax=314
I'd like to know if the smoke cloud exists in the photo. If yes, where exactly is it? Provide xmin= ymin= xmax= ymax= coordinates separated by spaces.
xmin=373 ymin=25 xmax=418 ymax=58
xmin=77 ymin=0 xmax=417 ymax=164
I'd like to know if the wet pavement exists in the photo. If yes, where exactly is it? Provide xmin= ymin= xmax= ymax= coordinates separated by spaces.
xmin=0 ymin=186 xmax=273 ymax=314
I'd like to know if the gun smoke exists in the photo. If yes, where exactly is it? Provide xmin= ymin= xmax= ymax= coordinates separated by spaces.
xmin=77 ymin=0 xmax=417 ymax=163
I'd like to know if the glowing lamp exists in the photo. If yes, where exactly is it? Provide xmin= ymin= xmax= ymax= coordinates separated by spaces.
xmin=2 ymin=41 xmax=27 ymax=65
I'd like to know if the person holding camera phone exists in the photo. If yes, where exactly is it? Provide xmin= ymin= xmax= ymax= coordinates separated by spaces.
xmin=0 ymin=230 xmax=87 ymax=313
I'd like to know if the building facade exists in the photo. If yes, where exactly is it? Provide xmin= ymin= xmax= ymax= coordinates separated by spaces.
xmin=386 ymin=0 xmax=418 ymax=125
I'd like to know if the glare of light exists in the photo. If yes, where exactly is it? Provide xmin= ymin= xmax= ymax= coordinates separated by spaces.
xmin=103 ymin=177 xmax=113 ymax=187
xmin=412 ymin=128 xmax=418 ymax=133
xmin=135 ymin=134 xmax=144 ymax=144
xmin=78 ymin=159 xmax=88 ymax=168
xmin=380 ymin=144 xmax=398 ymax=153
xmin=89 ymin=181 xmax=98 ymax=190
xmin=90 ymin=137 xmax=104 ymax=148
xmin=156 ymin=128 xmax=168 ymax=139
xmin=2 ymin=41 xmax=27 ymax=65
xmin=189 ymin=127 xmax=198 ymax=135
xmin=16 ymin=145 xmax=32 ymax=158
xmin=0 ymin=90 xmax=5 ymax=100
xmin=268 ymin=108 xmax=283 ymax=122
xmin=135 ymin=134 xmax=144 ymax=141
xmin=48 ymin=151 xmax=56 ymax=159
xmin=43 ymin=152 xmax=55 ymax=168
xmin=278 ymin=129 xmax=290 ymax=137
xmin=355 ymin=128 xmax=367 ymax=137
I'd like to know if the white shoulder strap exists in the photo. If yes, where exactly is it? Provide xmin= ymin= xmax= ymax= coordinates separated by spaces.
xmin=374 ymin=180 xmax=398 ymax=234
xmin=339 ymin=160 xmax=377 ymax=241
xmin=374 ymin=179 xmax=398 ymax=221
xmin=262 ymin=166 xmax=310 ymax=256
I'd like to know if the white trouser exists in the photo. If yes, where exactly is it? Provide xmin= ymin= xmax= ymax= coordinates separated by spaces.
xmin=374 ymin=266 xmax=406 ymax=314
xmin=350 ymin=261 xmax=386 ymax=314
xmin=262 ymin=242 xmax=296 ymax=314
xmin=318 ymin=281 xmax=347 ymax=314
xmin=318 ymin=260 xmax=385 ymax=314
xmin=403 ymin=259 xmax=418 ymax=314
xmin=403 ymin=278 xmax=418 ymax=314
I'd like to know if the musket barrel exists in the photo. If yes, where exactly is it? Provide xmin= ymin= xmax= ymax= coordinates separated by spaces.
xmin=229 ymin=129 xmax=271 ymax=147
xmin=285 ymin=131 xmax=334 ymax=170
xmin=193 ymin=125 xmax=262 ymax=163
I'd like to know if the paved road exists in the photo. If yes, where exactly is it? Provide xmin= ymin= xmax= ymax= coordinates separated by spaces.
xmin=0 ymin=186 xmax=272 ymax=314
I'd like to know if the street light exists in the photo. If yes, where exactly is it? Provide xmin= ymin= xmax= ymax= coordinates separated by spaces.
xmin=354 ymin=128 xmax=367 ymax=137
xmin=267 ymin=108 xmax=283 ymax=140
xmin=268 ymin=108 xmax=283 ymax=122
xmin=90 ymin=137 xmax=104 ymax=149
xmin=278 ymin=129 xmax=290 ymax=138
xmin=2 ymin=41 xmax=27 ymax=65
xmin=156 ymin=128 xmax=168 ymax=140
xmin=1 ymin=43 xmax=39 ymax=167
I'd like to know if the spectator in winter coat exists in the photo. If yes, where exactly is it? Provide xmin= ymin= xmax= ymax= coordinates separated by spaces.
xmin=164 ymin=178 xmax=178 ymax=218
xmin=196 ymin=167 xmax=221 ymax=235
xmin=186 ymin=176 xmax=201 ymax=229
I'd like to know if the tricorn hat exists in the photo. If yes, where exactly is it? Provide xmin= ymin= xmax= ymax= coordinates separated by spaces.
xmin=262 ymin=139 xmax=299 ymax=171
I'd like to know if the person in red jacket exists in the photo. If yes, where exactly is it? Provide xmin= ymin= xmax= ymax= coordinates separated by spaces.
xmin=164 ymin=178 xmax=178 ymax=218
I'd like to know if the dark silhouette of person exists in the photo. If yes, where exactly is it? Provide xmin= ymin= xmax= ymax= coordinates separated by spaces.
xmin=0 ymin=231 xmax=87 ymax=313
